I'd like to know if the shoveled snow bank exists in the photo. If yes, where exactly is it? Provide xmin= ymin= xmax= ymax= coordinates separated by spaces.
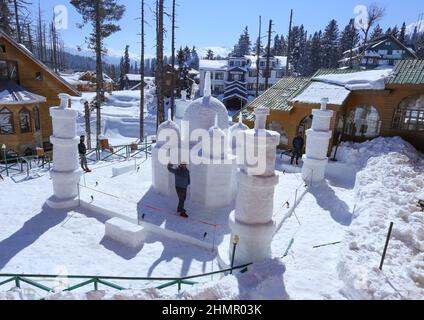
xmin=0 ymin=259 xmax=288 ymax=300
xmin=337 ymin=138 xmax=424 ymax=300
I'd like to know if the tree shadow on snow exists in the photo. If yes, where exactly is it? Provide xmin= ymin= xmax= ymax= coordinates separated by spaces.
xmin=0 ymin=203 xmax=68 ymax=270
xmin=309 ymin=182 xmax=353 ymax=227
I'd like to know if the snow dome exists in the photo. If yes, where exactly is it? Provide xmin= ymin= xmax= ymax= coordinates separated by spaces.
xmin=183 ymin=72 xmax=229 ymax=143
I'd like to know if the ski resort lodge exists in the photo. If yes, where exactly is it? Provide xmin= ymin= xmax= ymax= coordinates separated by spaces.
xmin=199 ymin=55 xmax=287 ymax=108
xmin=238 ymin=59 xmax=424 ymax=152
xmin=0 ymin=30 xmax=80 ymax=156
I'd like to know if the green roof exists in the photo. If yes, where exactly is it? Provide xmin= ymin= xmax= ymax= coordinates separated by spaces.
xmin=387 ymin=59 xmax=424 ymax=85
xmin=238 ymin=77 xmax=309 ymax=121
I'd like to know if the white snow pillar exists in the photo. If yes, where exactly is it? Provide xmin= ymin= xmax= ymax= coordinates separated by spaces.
xmin=302 ymin=98 xmax=334 ymax=184
xmin=47 ymin=94 xmax=83 ymax=209
xmin=220 ymin=106 xmax=280 ymax=267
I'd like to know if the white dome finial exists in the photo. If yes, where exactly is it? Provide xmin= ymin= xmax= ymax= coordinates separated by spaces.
xmin=204 ymin=72 xmax=212 ymax=97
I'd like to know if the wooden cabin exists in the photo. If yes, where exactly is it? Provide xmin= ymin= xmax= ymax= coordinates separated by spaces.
xmin=0 ymin=30 xmax=80 ymax=157
xmin=61 ymin=71 xmax=114 ymax=93
xmin=238 ymin=59 xmax=424 ymax=153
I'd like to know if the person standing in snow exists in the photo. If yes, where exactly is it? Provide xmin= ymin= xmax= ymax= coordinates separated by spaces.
xmin=78 ymin=135 xmax=91 ymax=173
xmin=291 ymin=133 xmax=305 ymax=166
xmin=168 ymin=162 xmax=191 ymax=218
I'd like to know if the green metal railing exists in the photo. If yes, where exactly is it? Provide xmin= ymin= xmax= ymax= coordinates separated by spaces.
xmin=0 ymin=263 xmax=251 ymax=299
xmin=86 ymin=141 xmax=153 ymax=162
xmin=0 ymin=155 xmax=51 ymax=177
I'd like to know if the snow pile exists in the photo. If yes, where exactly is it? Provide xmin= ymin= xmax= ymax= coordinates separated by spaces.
xmin=335 ymin=137 xmax=422 ymax=170
xmin=338 ymin=139 xmax=424 ymax=300
xmin=313 ymin=68 xmax=393 ymax=91
xmin=0 ymin=259 xmax=288 ymax=300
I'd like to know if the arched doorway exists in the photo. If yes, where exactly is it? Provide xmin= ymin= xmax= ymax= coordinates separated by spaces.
xmin=344 ymin=105 xmax=381 ymax=138
xmin=298 ymin=115 xmax=313 ymax=140
xmin=392 ymin=95 xmax=424 ymax=131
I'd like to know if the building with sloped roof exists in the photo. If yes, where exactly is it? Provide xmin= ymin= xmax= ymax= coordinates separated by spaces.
xmin=0 ymin=30 xmax=80 ymax=156
xmin=238 ymin=60 xmax=424 ymax=152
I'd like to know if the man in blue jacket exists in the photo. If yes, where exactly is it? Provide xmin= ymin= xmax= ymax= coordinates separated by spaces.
xmin=291 ymin=134 xmax=305 ymax=166
xmin=168 ymin=162 xmax=191 ymax=218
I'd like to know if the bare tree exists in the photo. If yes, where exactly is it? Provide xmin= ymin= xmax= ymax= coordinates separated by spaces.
xmin=170 ymin=0 xmax=176 ymax=120
xmin=155 ymin=0 xmax=165 ymax=129
xmin=360 ymin=4 xmax=386 ymax=45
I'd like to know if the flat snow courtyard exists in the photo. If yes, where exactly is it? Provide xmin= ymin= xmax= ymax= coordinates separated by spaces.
xmin=0 ymin=137 xmax=423 ymax=300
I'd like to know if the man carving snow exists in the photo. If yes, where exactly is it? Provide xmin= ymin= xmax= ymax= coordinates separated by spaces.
xmin=167 ymin=162 xmax=191 ymax=218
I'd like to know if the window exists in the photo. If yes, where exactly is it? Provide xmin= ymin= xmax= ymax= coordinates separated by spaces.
xmin=392 ymin=95 xmax=424 ymax=131
xmin=248 ymin=70 xmax=256 ymax=77
xmin=229 ymin=61 xmax=234 ymax=67
xmin=276 ymin=70 xmax=284 ymax=78
xmin=35 ymin=72 xmax=43 ymax=81
xmin=260 ymin=61 xmax=266 ymax=68
xmin=215 ymin=72 xmax=224 ymax=80
xmin=0 ymin=44 xmax=5 ymax=53
xmin=0 ymin=108 xmax=15 ymax=135
xmin=19 ymin=108 xmax=32 ymax=133
xmin=33 ymin=106 xmax=41 ymax=131
xmin=344 ymin=105 xmax=381 ymax=138
xmin=247 ymin=83 xmax=255 ymax=91
xmin=0 ymin=60 xmax=18 ymax=81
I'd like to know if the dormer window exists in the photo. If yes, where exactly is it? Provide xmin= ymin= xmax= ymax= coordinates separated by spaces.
xmin=35 ymin=72 xmax=43 ymax=80
xmin=0 ymin=45 xmax=5 ymax=53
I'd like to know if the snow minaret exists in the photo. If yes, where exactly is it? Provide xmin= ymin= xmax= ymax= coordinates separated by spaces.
xmin=220 ymin=106 xmax=280 ymax=266
xmin=152 ymin=109 xmax=181 ymax=197
xmin=47 ymin=93 xmax=83 ymax=209
xmin=302 ymin=98 xmax=334 ymax=184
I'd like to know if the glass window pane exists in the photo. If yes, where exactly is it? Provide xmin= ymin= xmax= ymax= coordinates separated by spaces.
xmin=19 ymin=109 xmax=32 ymax=133
xmin=0 ymin=108 xmax=15 ymax=134
xmin=0 ymin=60 xmax=7 ymax=80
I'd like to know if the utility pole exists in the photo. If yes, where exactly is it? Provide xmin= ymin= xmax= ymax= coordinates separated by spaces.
xmin=286 ymin=9 xmax=293 ymax=76
xmin=140 ymin=0 xmax=145 ymax=141
xmin=170 ymin=0 xmax=176 ymax=120
xmin=264 ymin=19 xmax=273 ymax=91
xmin=255 ymin=16 xmax=262 ymax=98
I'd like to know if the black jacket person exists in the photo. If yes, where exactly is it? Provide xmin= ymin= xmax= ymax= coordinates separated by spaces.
xmin=168 ymin=163 xmax=191 ymax=218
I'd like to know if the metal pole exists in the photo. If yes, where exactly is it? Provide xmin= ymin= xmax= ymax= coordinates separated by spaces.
xmin=380 ymin=222 xmax=394 ymax=271
xmin=230 ymin=242 xmax=238 ymax=275
xmin=3 ymin=148 xmax=8 ymax=177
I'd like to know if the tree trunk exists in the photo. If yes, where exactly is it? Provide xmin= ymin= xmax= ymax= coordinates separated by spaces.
xmin=264 ymin=20 xmax=272 ymax=90
xmin=156 ymin=0 xmax=165 ymax=129
xmin=95 ymin=1 xmax=104 ymax=147
xmin=170 ymin=0 xmax=176 ymax=120
xmin=286 ymin=9 xmax=293 ymax=76
xmin=13 ymin=0 xmax=21 ymax=43
xmin=140 ymin=0 xmax=145 ymax=141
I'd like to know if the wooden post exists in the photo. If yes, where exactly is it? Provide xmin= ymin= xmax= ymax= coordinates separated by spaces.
xmin=379 ymin=222 xmax=394 ymax=271
xmin=286 ymin=9 xmax=293 ymax=76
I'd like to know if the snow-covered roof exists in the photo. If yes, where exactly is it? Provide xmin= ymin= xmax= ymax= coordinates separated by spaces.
xmin=290 ymin=81 xmax=351 ymax=106
xmin=199 ymin=60 xmax=228 ymax=70
xmin=126 ymin=74 xmax=142 ymax=81
xmin=0 ymin=81 xmax=47 ymax=105
xmin=313 ymin=68 xmax=393 ymax=91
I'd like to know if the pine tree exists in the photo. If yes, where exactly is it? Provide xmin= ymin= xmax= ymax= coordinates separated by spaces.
xmin=289 ymin=25 xmax=307 ymax=75
xmin=233 ymin=26 xmax=251 ymax=56
xmin=272 ymin=34 xmax=287 ymax=56
xmin=340 ymin=19 xmax=360 ymax=68
xmin=177 ymin=47 xmax=185 ymax=67
xmin=71 ymin=0 xmax=126 ymax=146
xmin=123 ymin=45 xmax=131 ymax=74
xmin=309 ymin=31 xmax=322 ymax=74
xmin=190 ymin=46 xmax=199 ymax=70
xmin=205 ymin=49 xmax=214 ymax=60
xmin=398 ymin=22 xmax=407 ymax=44
xmin=370 ymin=24 xmax=383 ymax=40
xmin=321 ymin=19 xmax=340 ymax=68
xmin=0 ymin=0 xmax=14 ymax=36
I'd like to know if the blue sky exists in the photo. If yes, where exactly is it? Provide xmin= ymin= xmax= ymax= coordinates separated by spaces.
xmin=33 ymin=0 xmax=424 ymax=60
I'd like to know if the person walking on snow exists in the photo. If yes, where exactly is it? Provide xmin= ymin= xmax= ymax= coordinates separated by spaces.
xmin=291 ymin=133 xmax=305 ymax=166
xmin=78 ymin=135 xmax=91 ymax=173
xmin=168 ymin=162 xmax=191 ymax=218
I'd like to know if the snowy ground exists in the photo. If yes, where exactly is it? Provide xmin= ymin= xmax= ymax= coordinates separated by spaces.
xmin=1 ymin=132 xmax=423 ymax=300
